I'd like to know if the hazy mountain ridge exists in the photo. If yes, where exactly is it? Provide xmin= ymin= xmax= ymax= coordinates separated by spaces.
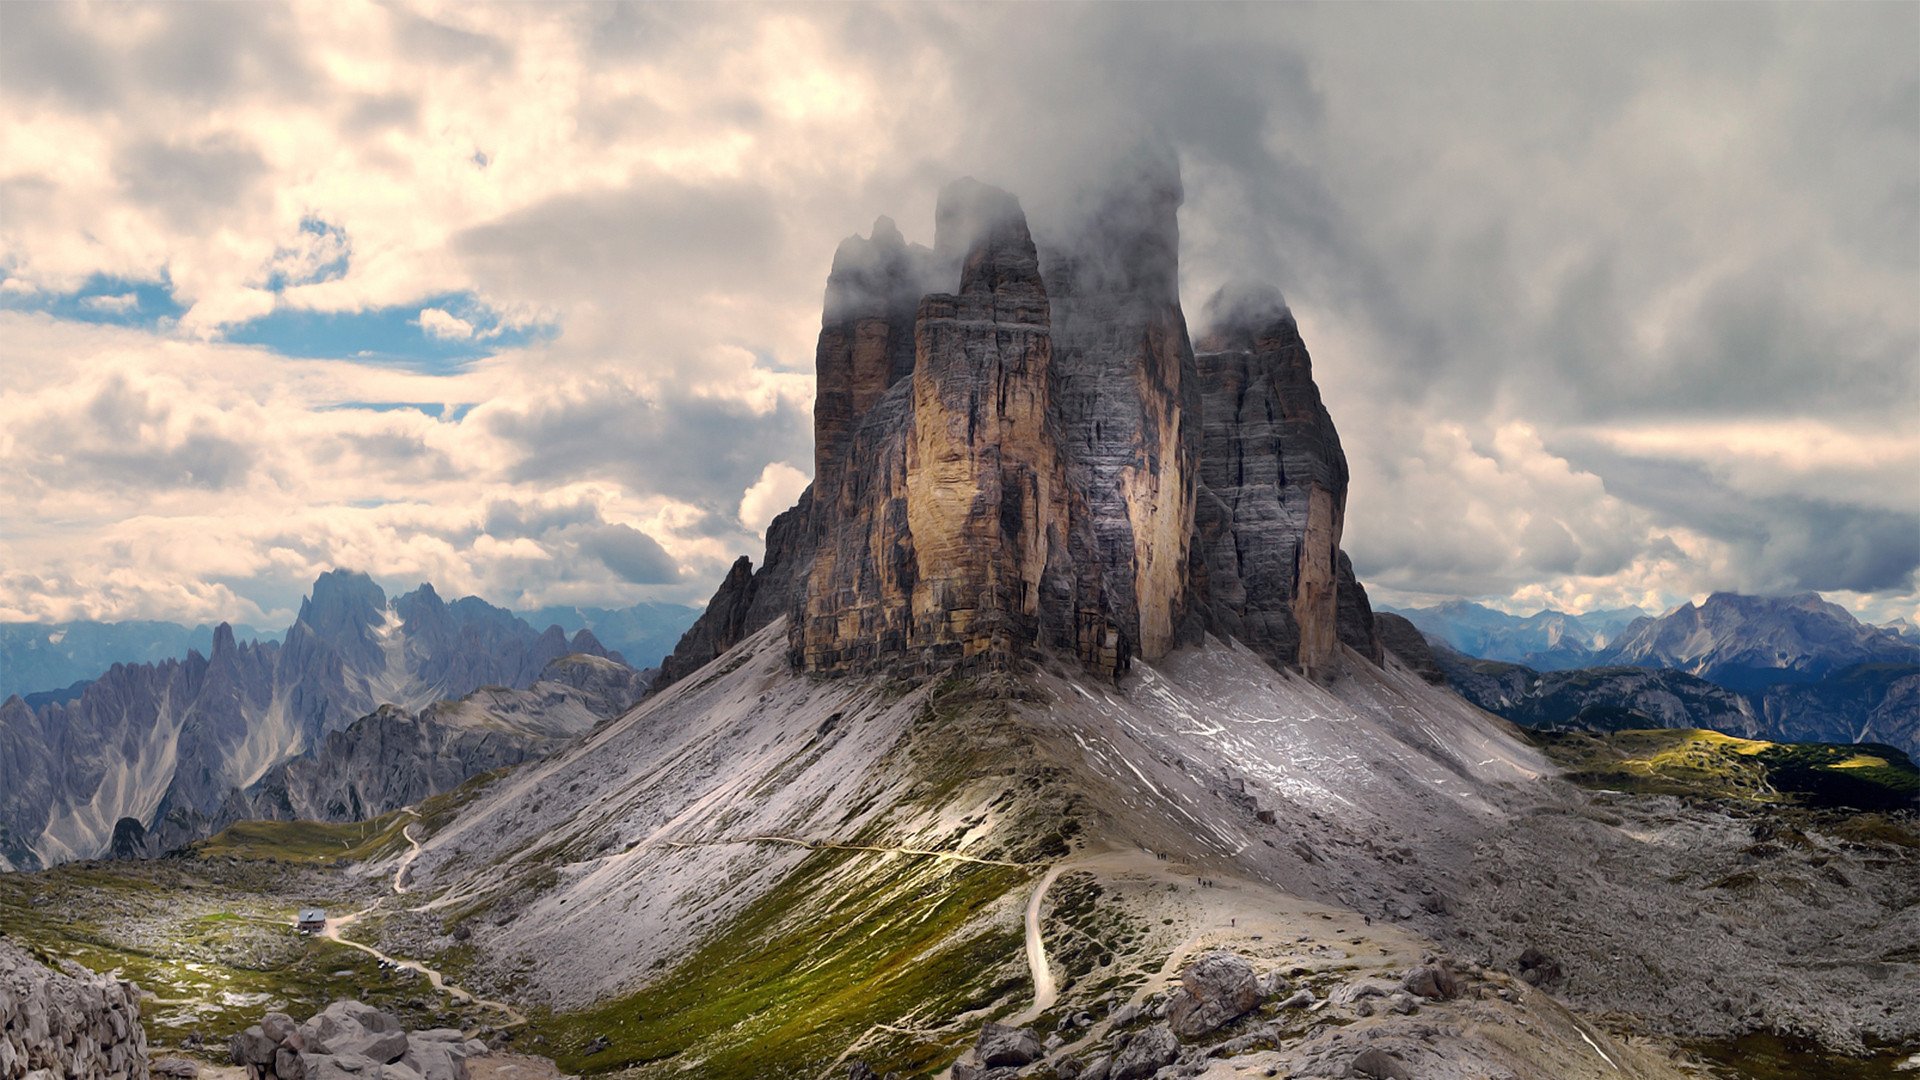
xmin=0 ymin=570 xmax=630 ymax=869
xmin=0 ymin=599 xmax=699 ymax=704
xmin=1604 ymin=591 xmax=1920 ymax=691
xmin=1400 ymin=593 xmax=1920 ymax=755
xmin=0 ymin=618 xmax=281 ymax=703
xmin=513 ymin=602 xmax=700 ymax=672
xmin=1380 ymin=600 xmax=1646 ymax=670
xmin=132 ymin=652 xmax=650 ymax=857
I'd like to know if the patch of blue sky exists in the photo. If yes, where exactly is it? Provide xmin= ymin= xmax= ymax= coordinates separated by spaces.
xmin=319 ymin=401 xmax=479 ymax=421
xmin=0 ymin=272 xmax=187 ymax=329
xmin=222 ymin=291 xmax=551 ymax=373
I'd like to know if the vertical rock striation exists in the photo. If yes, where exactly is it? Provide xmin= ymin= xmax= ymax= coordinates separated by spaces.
xmin=1187 ymin=284 xmax=1377 ymax=676
xmin=905 ymin=181 xmax=1067 ymax=667
xmin=1042 ymin=153 xmax=1199 ymax=668
xmin=664 ymin=161 xmax=1386 ymax=685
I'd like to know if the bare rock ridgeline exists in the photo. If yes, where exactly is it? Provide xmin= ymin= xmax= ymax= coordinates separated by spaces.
xmin=1 ymin=937 xmax=149 ymax=1080
xmin=659 ymin=160 xmax=1382 ymax=685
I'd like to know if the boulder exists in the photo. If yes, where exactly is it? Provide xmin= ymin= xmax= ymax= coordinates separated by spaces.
xmin=230 ymin=1025 xmax=279 ymax=1067
xmin=401 ymin=1038 xmax=468 ymax=1080
xmin=1350 ymin=1047 xmax=1414 ymax=1080
xmin=1166 ymin=951 xmax=1262 ymax=1037
xmin=260 ymin=1012 xmax=298 ymax=1045
xmin=976 ymin=1022 xmax=1043 ymax=1068
xmin=1517 ymin=947 xmax=1563 ymax=988
xmin=1109 ymin=1023 xmax=1179 ymax=1080
xmin=1402 ymin=964 xmax=1460 ymax=1001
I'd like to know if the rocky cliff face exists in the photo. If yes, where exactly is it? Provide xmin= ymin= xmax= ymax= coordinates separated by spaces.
xmin=664 ymin=161 xmax=1385 ymax=684
xmin=0 ymin=937 xmax=148 ymax=1080
xmin=0 ymin=571 xmax=626 ymax=868
xmin=1186 ymin=285 xmax=1365 ymax=676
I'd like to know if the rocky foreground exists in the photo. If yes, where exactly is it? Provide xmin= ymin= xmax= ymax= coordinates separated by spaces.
xmin=1 ymin=936 xmax=148 ymax=1080
xmin=227 ymin=1000 xmax=489 ymax=1080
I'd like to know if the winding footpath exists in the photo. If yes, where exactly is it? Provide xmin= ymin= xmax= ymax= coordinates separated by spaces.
xmin=319 ymin=811 xmax=525 ymax=1029
xmin=1012 ymin=863 xmax=1070 ymax=1024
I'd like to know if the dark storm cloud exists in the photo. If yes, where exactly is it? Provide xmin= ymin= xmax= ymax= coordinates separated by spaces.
xmin=114 ymin=135 xmax=270 ymax=232
xmin=0 ymin=4 xmax=121 ymax=108
xmin=14 ymin=375 xmax=256 ymax=493
xmin=454 ymin=180 xmax=782 ymax=305
xmin=344 ymin=92 xmax=422 ymax=136
xmin=391 ymin=9 xmax=515 ymax=70
xmin=576 ymin=523 xmax=680 ymax=585
xmin=483 ymin=379 xmax=811 ymax=514
xmin=1564 ymin=444 xmax=1920 ymax=595
xmin=128 ymin=3 xmax=320 ymax=104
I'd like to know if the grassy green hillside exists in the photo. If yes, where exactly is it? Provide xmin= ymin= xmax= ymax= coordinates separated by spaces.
xmin=1530 ymin=727 xmax=1920 ymax=811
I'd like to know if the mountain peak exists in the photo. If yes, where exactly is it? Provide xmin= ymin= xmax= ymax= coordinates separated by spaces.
xmin=669 ymin=164 xmax=1382 ymax=684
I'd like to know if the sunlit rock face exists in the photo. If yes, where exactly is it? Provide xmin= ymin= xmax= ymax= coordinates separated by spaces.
xmin=670 ymin=160 xmax=1385 ymax=682
xmin=1040 ymin=151 xmax=1199 ymax=670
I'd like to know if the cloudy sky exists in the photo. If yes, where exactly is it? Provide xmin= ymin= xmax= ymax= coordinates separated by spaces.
xmin=1 ymin=2 xmax=1915 ymax=630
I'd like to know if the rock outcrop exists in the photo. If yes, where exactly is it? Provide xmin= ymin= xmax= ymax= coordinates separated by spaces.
xmin=1374 ymin=613 xmax=1446 ymax=684
xmin=663 ymin=160 xmax=1388 ymax=685
xmin=229 ymin=1000 xmax=486 ymax=1080
xmin=1041 ymin=152 xmax=1199 ymax=669
xmin=1186 ymin=285 xmax=1375 ymax=676
xmin=1165 ymin=950 xmax=1263 ymax=1038
xmin=798 ymin=182 xmax=1078 ymax=673
xmin=0 ymin=937 xmax=148 ymax=1080
xmin=654 ymin=491 xmax=814 ymax=689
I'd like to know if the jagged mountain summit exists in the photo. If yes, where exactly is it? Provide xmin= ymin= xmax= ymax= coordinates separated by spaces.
xmin=0 ymin=569 xmax=628 ymax=869
xmin=661 ymin=166 xmax=1381 ymax=688
xmin=1605 ymin=591 xmax=1920 ymax=690
xmin=0 ymin=619 xmax=282 ymax=704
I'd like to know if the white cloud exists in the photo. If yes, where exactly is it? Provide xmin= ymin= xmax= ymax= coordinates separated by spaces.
xmin=80 ymin=292 xmax=138 ymax=313
xmin=0 ymin=2 xmax=1911 ymax=626
xmin=739 ymin=462 xmax=809 ymax=537
xmin=416 ymin=306 xmax=474 ymax=340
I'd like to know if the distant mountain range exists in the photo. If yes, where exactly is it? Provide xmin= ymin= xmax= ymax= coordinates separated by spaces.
xmin=1398 ymin=593 xmax=1920 ymax=757
xmin=513 ymin=601 xmax=701 ymax=672
xmin=0 ymin=598 xmax=700 ymax=705
xmin=0 ymin=570 xmax=651 ymax=869
xmin=1378 ymin=601 xmax=1646 ymax=670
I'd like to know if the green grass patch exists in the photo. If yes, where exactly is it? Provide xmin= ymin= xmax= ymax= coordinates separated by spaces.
xmin=1529 ymin=728 xmax=1920 ymax=811
xmin=192 ymin=812 xmax=417 ymax=865
xmin=1686 ymin=1031 xmax=1918 ymax=1080
xmin=533 ymin=846 xmax=1029 ymax=1078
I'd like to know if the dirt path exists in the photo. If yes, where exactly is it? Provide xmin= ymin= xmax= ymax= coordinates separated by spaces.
xmin=392 ymin=815 xmax=423 ymax=895
xmin=318 ymin=809 xmax=525 ymax=1029
xmin=1011 ymin=862 xmax=1071 ymax=1024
